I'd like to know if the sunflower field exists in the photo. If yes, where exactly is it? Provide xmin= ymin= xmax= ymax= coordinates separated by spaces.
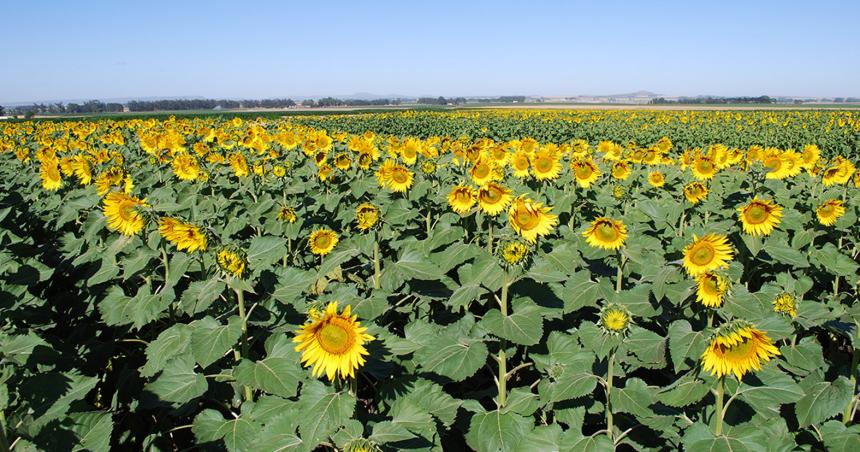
xmin=0 ymin=110 xmax=858 ymax=451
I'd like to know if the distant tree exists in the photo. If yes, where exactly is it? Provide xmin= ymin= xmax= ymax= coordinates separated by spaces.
xmin=0 ymin=105 xmax=4 ymax=116
xmin=301 ymin=99 xmax=315 ymax=107
xmin=834 ymin=97 xmax=844 ymax=103
xmin=24 ymin=110 xmax=36 ymax=119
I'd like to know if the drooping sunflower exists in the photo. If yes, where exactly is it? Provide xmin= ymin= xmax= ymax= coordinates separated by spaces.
xmin=695 ymin=272 xmax=729 ymax=307
xmin=683 ymin=181 xmax=709 ymax=204
xmin=40 ymin=160 xmax=63 ymax=191
xmin=816 ymin=199 xmax=845 ymax=226
xmin=448 ymin=184 xmax=476 ymax=215
xmin=385 ymin=164 xmax=414 ymax=192
xmin=278 ymin=206 xmax=298 ymax=223
xmin=309 ymin=228 xmax=339 ymax=256
xmin=647 ymin=171 xmax=665 ymax=188
xmin=772 ymin=293 xmax=797 ymax=318
xmin=293 ymin=301 xmax=374 ymax=381
xmin=599 ymin=304 xmax=631 ymax=335
xmin=477 ymin=182 xmax=513 ymax=216
xmin=582 ymin=217 xmax=627 ymax=250
xmin=507 ymin=196 xmax=558 ymax=243
xmin=103 ymin=192 xmax=148 ymax=236
xmin=531 ymin=149 xmax=562 ymax=181
xmin=737 ymin=198 xmax=783 ymax=237
xmin=701 ymin=322 xmax=780 ymax=379
xmin=355 ymin=203 xmax=380 ymax=231
xmin=571 ymin=159 xmax=601 ymax=188
xmin=683 ymin=233 xmax=734 ymax=276
xmin=691 ymin=156 xmax=718 ymax=180
xmin=158 ymin=217 xmax=208 ymax=253
xmin=216 ymin=247 xmax=247 ymax=278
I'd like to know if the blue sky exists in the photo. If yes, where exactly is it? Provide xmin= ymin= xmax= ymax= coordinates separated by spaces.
xmin=1 ymin=0 xmax=858 ymax=103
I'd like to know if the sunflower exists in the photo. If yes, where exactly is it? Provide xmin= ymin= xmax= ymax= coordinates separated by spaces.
xmin=420 ymin=160 xmax=437 ymax=175
xmin=293 ymin=301 xmax=374 ymax=381
xmin=507 ymin=196 xmax=558 ymax=243
xmin=816 ymin=199 xmax=845 ymax=226
xmin=94 ymin=166 xmax=126 ymax=195
xmin=571 ymin=159 xmax=601 ymax=188
xmin=375 ymin=159 xmax=397 ymax=187
xmin=272 ymin=165 xmax=287 ymax=178
xmin=701 ymin=322 xmax=780 ymax=379
xmin=355 ymin=203 xmax=380 ymax=231
xmin=531 ymin=150 xmax=562 ymax=181
xmin=216 ymin=248 xmax=247 ymax=278
xmin=647 ymin=171 xmax=665 ymax=188
xmin=278 ymin=206 xmax=297 ymax=223
xmin=470 ymin=159 xmax=497 ymax=186
xmin=477 ymin=182 xmax=513 ymax=216
xmin=500 ymin=241 xmax=530 ymax=267
xmin=448 ymin=184 xmax=476 ymax=215
xmin=172 ymin=152 xmax=201 ymax=181
xmin=103 ymin=192 xmax=148 ymax=236
xmin=582 ymin=217 xmax=627 ymax=250
xmin=695 ymin=272 xmax=729 ymax=307
xmin=772 ymin=293 xmax=797 ymax=318
xmin=683 ymin=233 xmax=733 ymax=276
xmin=683 ymin=182 xmax=708 ymax=204
xmin=309 ymin=228 xmax=339 ymax=256
xmin=510 ymin=150 xmax=531 ymax=179
xmin=228 ymin=152 xmax=249 ymax=177
xmin=334 ymin=153 xmax=352 ymax=170
xmin=737 ymin=198 xmax=782 ymax=237
xmin=385 ymin=164 xmax=413 ymax=192
xmin=40 ymin=160 xmax=63 ymax=191
xmin=691 ymin=156 xmax=718 ymax=180
xmin=611 ymin=161 xmax=631 ymax=180
xmin=599 ymin=304 xmax=631 ymax=335
xmin=158 ymin=217 xmax=208 ymax=253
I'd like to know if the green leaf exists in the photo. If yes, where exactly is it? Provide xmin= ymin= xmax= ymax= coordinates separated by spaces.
xmin=465 ymin=410 xmax=533 ymax=452
xmin=370 ymin=421 xmax=415 ymax=444
xmin=296 ymin=380 xmax=356 ymax=449
xmin=610 ymin=378 xmax=654 ymax=419
xmin=179 ymin=278 xmax=225 ymax=315
xmin=764 ymin=239 xmax=809 ymax=268
xmin=192 ymin=409 xmax=260 ymax=452
xmin=69 ymin=411 xmax=113 ymax=452
xmin=27 ymin=373 xmax=99 ymax=432
xmin=233 ymin=357 xmax=302 ymax=398
xmin=658 ymin=372 xmax=710 ymax=407
xmin=98 ymin=285 xmax=170 ymax=330
xmin=736 ymin=368 xmax=804 ymax=417
xmin=795 ymin=376 xmax=854 ymax=427
xmin=272 ymin=266 xmax=311 ymax=306
xmin=415 ymin=326 xmax=488 ymax=381
xmin=247 ymin=235 xmax=288 ymax=273
xmin=190 ymin=316 xmax=242 ymax=368
xmin=668 ymin=320 xmax=707 ymax=373
xmin=559 ymin=433 xmax=614 ymax=452
xmin=394 ymin=248 xmax=443 ymax=280
xmin=390 ymin=378 xmax=461 ymax=428
xmin=820 ymin=420 xmax=860 ymax=452
xmin=481 ymin=300 xmax=544 ymax=345
xmin=145 ymin=356 xmax=207 ymax=404
xmin=625 ymin=325 xmax=666 ymax=369
xmin=141 ymin=324 xmax=192 ymax=377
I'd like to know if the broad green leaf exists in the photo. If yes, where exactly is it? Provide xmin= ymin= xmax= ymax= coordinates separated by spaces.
xmin=795 ymin=376 xmax=854 ymax=427
xmin=296 ymin=380 xmax=356 ymax=449
xmin=145 ymin=356 xmax=207 ymax=404
xmin=233 ymin=357 xmax=302 ymax=398
xmin=465 ymin=410 xmax=533 ymax=452
xmin=247 ymin=235 xmax=288 ymax=273
xmin=190 ymin=316 xmax=242 ymax=368
xmin=414 ymin=327 xmax=488 ymax=381
xmin=658 ymin=372 xmax=710 ymax=407
xmin=480 ymin=300 xmax=544 ymax=345
xmin=141 ymin=324 xmax=192 ymax=377
xmin=668 ymin=320 xmax=707 ymax=373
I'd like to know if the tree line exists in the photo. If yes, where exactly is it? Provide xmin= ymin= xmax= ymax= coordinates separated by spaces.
xmin=650 ymin=96 xmax=774 ymax=105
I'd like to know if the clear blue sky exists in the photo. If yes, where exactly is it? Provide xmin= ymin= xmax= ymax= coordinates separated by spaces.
xmin=2 ymin=0 xmax=858 ymax=103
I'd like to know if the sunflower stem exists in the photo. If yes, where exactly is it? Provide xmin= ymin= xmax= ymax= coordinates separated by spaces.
xmin=235 ymin=288 xmax=253 ymax=402
xmin=373 ymin=236 xmax=381 ymax=290
xmin=160 ymin=246 xmax=170 ymax=286
xmin=606 ymin=350 xmax=616 ymax=441
xmin=615 ymin=253 xmax=625 ymax=293
xmin=843 ymin=347 xmax=859 ymax=424
xmin=497 ymin=271 xmax=509 ymax=408
xmin=715 ymin=376 xmax=725 ymax=435
xmin=488 ymin=221 xmax=494 ymax=255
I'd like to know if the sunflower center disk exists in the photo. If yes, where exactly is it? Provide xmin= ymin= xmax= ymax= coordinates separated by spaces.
xmin=596 ymin=223 xmax=618 ymax=242
xmin=315 ymin=236 xmax=331 ymax=248
xmin=745 ymin=205 xmax=768 ymax=224
xmin=721 ymin=337 xmax=756 ymax=360
xmin=691 ymin=243 xmax=715 ymax=266
xmin=392 ymin=171 xmax=407 ymax=183
xmin=516 ymin=211 xmax=538 ymax=230
xmin=318 ymin=322 xmax=353 ymax=354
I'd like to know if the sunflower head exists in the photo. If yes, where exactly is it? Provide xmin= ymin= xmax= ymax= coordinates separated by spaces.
xmin=507 ymin=196 xmax=558 ymax=243
xmin=647 ymin=171 xmax=665 ymax=188
xmin=309 ymin=228 xmax=339 ymax=256
xmin=385 ymin=164 xmax=414 ymax=192
xmin=571 ymin=159 xmax=601 ymax=188
xmin=816 ymin=199 xmax=845 ymax=226
xmin=772 ymin=293 xmax=797 ymax=319
xmin=695 ymin=271 xmax=730 ymax=308
xmin=612 ymin=185 xmax=626 ymax=200
xmin=448 ymin=184 xmax=476 ymax=215
xmin=611 ymin=161 xmax=631 ymax=180
xmin=216 ymin=247 xmax=248 ymax=278
xmin=599 ymin=304 xmax=631 ymax=335
xmin=531 ymin=150 xmax=562 ymax=181
xmin=683 ymin=233 xmax=734 ymax=276
xmin=293 ymin=301 xmax=374 ymax=381
xmin=477 ymin=182 xmax=513 ymax=216
xmin=420 ymin=160 xmax=437 ymax=175
xmin=158 ymin=217 xmax=208 ymax=253
xmin=499 ymin=241 xmax=531 ymax=268
xmin=737 ymin=197 xmax=783 ymax=237
xmin=701 ymin=321 xmax=780 ymax=379
xmin=103 ymin=192 xmax=149 ymax=236
xmin=683 ymin=182 xmax=709 ymax=204
xmin=583 ymin=217 xmax=627 ymax=250
xmin=691 ymin=156 xmax=718 ymax=180
xmin=278 ymin=206 xmax=298 ymax=223
xmin=355 ymin=203 xmax=380 ymax=231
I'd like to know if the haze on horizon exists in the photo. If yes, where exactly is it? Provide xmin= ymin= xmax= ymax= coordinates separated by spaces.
xmin=2 ymin=0 xmax=858 ymax=104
